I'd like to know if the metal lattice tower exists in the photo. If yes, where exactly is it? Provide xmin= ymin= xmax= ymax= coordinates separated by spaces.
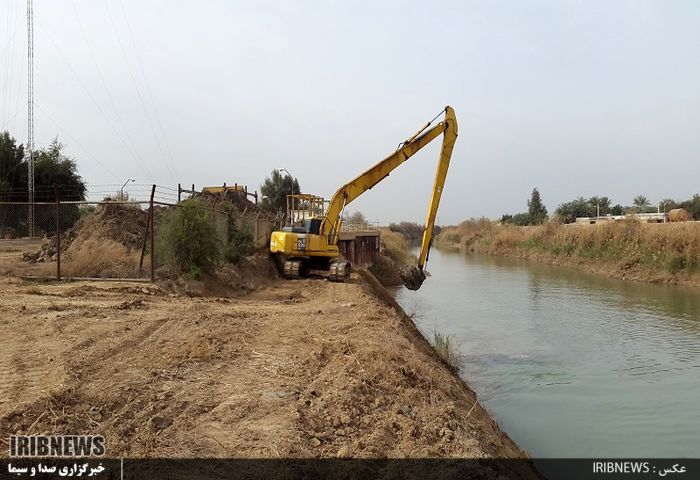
xmin=27 ymin=0 xmax=34 ymax=237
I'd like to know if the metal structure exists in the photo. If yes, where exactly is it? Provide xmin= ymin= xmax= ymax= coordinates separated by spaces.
xmin=27 ymin=0 xmax=35 ymax=236
xmin=285 ymin=194 xmax=326 ymax=226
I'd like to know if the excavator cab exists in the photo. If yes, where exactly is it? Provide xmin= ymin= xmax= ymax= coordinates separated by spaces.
xmin=280 ymin=218 xmax=321 ymax=235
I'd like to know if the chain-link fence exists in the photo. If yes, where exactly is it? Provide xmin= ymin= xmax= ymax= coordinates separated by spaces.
xmin=0 ymin=185 xmax=277 ymax=281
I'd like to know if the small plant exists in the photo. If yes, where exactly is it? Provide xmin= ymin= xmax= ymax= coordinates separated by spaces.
xmin=433 ymin=331 xmax=461 ymax=370
xmin=156 ymin=199 xmax=222 ymax=274
xmin=187 ymin=264 xmax=203 ymax=280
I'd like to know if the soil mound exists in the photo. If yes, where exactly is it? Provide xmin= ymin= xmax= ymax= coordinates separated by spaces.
xmin=196 ymin=189 xmax=260 ymax=213
xmin=23 ymin=203 xmax=150 ymax=277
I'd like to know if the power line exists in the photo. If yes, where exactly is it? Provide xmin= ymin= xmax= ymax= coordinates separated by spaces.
xmin=1 ymin=0 xmax=19 ymax=130
xmin=33 ymin=13 xmax=154 ymax=181
xmin=103 ymin=0 xmax=177 ymax=184
xmin=34 ymin=101 xmax=121 ymax=181
xmin=118 ymin=0 xmax=179 ymax=181
xmin=69 ymin=0 xmax=153 ymax=187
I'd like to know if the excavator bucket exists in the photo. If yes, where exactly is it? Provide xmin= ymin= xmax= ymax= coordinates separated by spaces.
xmin=400 ymin=265 xmax=426 ymax=291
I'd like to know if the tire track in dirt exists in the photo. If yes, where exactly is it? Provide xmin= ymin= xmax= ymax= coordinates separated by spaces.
xmin=0 ymin=314 xmax=67 ymax=418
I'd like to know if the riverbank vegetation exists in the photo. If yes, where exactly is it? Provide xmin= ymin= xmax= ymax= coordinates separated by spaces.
xmin=369 ymin=229 xmax=417 ymax=286
xmin=436 ymin=219 xmax=700 ymax=286
xmin=388 ymin=221 xmax=441 ymax=240
xmin=432 ymin=331 xmax=462 ymax=371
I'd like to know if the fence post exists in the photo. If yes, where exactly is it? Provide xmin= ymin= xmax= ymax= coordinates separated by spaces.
xmin=150 ymin=184 xmax=156 ymax=282
xmin=54 ymin=184 xmax=61 ymax=280
xmin=254 ymin=212 xmax=259 ymax=247
xmin=138 ymin=215 xmax=149 ymax=273
xmin=178 ymin=183 xmax=181 ymax=203
xmin=139 ymin=185 xmax=156 ymax=273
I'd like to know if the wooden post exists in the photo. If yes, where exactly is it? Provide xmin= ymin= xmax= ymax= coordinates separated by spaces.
xmin=150 ymin=184 xmax=156 ymax=282
xmin=254 ymin=212 xmax=259 ymax=247
xmin=178 ymin=183 xmax=181 ymax=203
xmin=54 ymin=184 xmax=61 ymax=280
xmin=139 ymin=185 xmax=156 ymax=273
xmin=138 ymin=214 xmax=150 ymax=272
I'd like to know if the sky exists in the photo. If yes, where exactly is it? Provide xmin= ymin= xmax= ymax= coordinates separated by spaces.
xmin=1 ymin=0 xmax=698 ymax=224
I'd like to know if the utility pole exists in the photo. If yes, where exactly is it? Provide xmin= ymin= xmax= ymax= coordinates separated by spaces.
xmin=27 ymin=0 xmax=35 ymax=237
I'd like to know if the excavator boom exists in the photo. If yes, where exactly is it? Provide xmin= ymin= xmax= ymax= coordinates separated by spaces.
xmin=321 ymin=106 xmax=458 ymax=289
xmin=270 ymin=106 xmax=458 ymax=290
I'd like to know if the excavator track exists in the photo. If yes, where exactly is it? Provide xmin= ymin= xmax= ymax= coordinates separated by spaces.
xmin=328 ymin=260 xmax=350 ymax=282
xmin=283 ymin=260 xmax=307 ymax=279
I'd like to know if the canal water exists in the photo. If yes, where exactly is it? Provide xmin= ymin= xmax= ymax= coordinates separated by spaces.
xmin=391 ymin=248 xmax=700 ymax=457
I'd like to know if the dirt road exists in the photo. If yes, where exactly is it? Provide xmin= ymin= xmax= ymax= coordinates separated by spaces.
xmin=0 ymin=270 xmax=536 ymax=473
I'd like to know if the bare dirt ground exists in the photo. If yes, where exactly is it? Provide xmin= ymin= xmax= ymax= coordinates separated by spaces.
xmin=0 ymin=243 xmax=538 ymax=477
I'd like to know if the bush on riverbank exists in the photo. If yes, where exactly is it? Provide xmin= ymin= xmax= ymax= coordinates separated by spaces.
xmin=370 ymin=229 xmax=418 ymax=286
xmin=436 ymin=219 xmax=700 ymax=285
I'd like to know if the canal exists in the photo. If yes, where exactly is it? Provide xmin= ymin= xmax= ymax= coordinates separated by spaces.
xmin=391 ymin=248 xmax=700 ymax=457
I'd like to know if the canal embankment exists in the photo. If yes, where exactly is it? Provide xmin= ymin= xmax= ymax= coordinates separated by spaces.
xmin=435 ymin=220 xmax=700 ymax=287
xmin=0 ymin=267 xmax=540 ymax=477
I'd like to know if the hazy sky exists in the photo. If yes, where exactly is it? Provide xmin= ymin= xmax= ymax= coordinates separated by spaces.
xmin=1 ymin=0 xmax=698 ymax=224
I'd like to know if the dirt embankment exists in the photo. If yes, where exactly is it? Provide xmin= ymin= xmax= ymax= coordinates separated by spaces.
xmin=0 ymin=269 xmax=537 ymax=477
xmin=436 ymin=220 xmax=700 ymax=287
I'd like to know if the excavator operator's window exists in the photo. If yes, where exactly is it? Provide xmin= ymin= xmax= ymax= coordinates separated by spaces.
xmin=307 ymin=218 xmax=322 ymax=235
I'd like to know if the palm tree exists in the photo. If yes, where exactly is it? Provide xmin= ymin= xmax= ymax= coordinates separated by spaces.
xmin=633 ymin=195 xmax=651 ymax=213
xmin=659 ymin=198 xmax=676 ymax=212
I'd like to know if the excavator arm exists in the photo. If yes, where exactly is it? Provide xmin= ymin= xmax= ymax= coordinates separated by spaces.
xmin=321 ymin=106 xmax=458 ymax=290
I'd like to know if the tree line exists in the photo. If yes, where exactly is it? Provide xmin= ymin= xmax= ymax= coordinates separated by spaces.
xmin=501 ymin=188 xmax=700 ymax=225
xmin=0 ymin=131 xmax=86 ymax=202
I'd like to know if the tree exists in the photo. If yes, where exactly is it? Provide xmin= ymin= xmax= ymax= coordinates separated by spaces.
xmin=1 ymin=133 xmax=85 ymax=235
xmin=259 ymin=169 xmax=300 ymax=213
xmin=156 ymin=198 xmax=222 ymax=276
xmin=0 ymin=131 xmax=25 ymax=200
xmin=506 ymin=212 xmax=531 ymax=226
xmin=32 ymin=138 xmax=87 ymax=202
xmin=610 ymin=204 xmax=624 ymax=215
xmin=554 ymin=197 xmax=593 ymax=223
xmin=527 ymin=188 xmax=547 ymax=224
xmin=588 ymin=196 xmax=612 ymax=216
xmin=659 ymin=198 xmax=677 ymax=212
xmin=678 ymin=194 xmax=700 ymax=220
xmin=348 ymin=211 xmax=366 ymax=225
xmin=0 ymin=133 xmax=85 ymax=202
xmin=632 ymin=195 xmax=651 ymax=213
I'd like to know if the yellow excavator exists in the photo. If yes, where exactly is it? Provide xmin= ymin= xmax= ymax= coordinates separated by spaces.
xmin=269 ymin=106 xmax=458 ymax=290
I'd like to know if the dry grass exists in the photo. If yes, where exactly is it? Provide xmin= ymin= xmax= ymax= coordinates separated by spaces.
xmin=62 ymin=237 xmax=144 ymax=278
xmin=436 ymin=220 xmax=700 ymax=285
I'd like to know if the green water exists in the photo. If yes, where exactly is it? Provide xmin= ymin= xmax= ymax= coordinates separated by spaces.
xmin=391 ymin=249 xmax=700 ymax=457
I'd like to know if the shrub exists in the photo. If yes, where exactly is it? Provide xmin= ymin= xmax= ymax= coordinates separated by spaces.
xmin=156 ymin=199 xmax=222 ymax=274
xmin=222 ymin=206 xmax=255 ymax=263
xmin=224 ymin=227 xmax=254 ymax=263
